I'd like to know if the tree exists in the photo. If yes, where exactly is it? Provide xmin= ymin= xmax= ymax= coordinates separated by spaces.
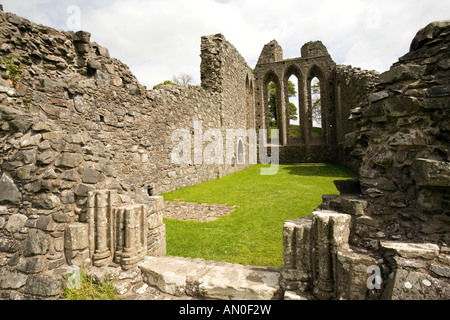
xmin=172 ymin=73 xmax=194 ymax=85
xmin=311 ymin=81 xmax=321 ymax=127
xmin=152 ymin=80 xmax=175 ymax=90
xmin=267 ymin=81 xmax=297 ymax=127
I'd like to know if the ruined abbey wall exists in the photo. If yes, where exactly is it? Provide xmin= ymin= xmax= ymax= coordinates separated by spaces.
xmin=282 ymin=21 xmax=450 ymax=300
xmin=0 ymin=7 xmax=448 ymax=300
xmin=0 ymin=10 xmax=253 ymax=299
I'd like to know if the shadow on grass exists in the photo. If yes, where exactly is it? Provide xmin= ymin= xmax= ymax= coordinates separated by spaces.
xmin=282 ymin=163 xmax=358 ymax=178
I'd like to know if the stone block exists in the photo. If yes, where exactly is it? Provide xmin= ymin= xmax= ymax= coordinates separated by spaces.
xmin=96 ymin=45 xmax=110 ymax=58
xmin=55 ymin=152 xmax=83 ymax=168
xmin=24 ymin=229 xmax=50 ymax=256
xmin=69 ymin=249 xmax=90 ymax=268
xmin=37 ymin=149 xmax=59 ymax=164
xmin=385 ymin=96 xmax=420 ymax=117
xmin=148 ymin=196 xmax=164 ymax=214
xmin=312 ymin=210 xmax=352 ymax=248
xmin=65 ymin=223 xmax=89 ymax=251
xmin=8 ymin=116 xmax=33 ymax=133
xmin=197 ymin=264 xmax=281 ymax=300
xmin=5 ymin=214 xmax=28 ymax=233
xmin=147 ymin=209 xmax=163 ymax=229
xmin=379 ymin=64 xmax=426 ymax=84
xmin=0 ymin=270 xmax=27 ymax=289
xmin=82 ymin=168 xmax=105 ymax=184
xmin=340 ymin=197 xmax=367 ymax=216
xmin=95 ymin=71 xmax=110 ymax=85
xmin=0 ymin=172 xmax=21 ymax=204
xmin=34 ymin=193 xmax=60 ymax=209
xmin=388 ymin=129 xmax=427 ymax=146
xmin=73 ymin=30 xmax=91 ymax=43
xmin=335 ymin=248 xmax=380 ymax=300
xmin=147 ymin=224 xmax=166 ymax=257
xmin=16 ymin=257 xmax=47 ymax=274
xmin=74 ymin=183 xmax=95 ymax=196
xmin=25 ymin=275 xmax=63 ymax=297
xmin=19 ymin=132 xmax=42 ymax=147
xmin=36 ymin=215 xmax=55 ymax=231
xmin=380 ymin=241 xmax=440 ymax=260
xmin=381 ymin=269 xmax=449 ymax=300
xmin=430 ymin=264 xmax=450 ymax=278
xmin=412 ymin=158 xmax=450 ymax=187
xmin=0 ymin=237 xmax=20 ymax=253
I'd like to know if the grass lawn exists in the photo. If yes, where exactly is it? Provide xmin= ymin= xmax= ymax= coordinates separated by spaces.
xmin=162 ymin=163 xmax=356 ymax=268
xmin=271 ymin=125 xmax=323 ymax=139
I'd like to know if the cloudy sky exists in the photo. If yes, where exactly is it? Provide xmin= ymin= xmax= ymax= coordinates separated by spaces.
xmin=2 ymin=0 xmax=449 ymax=89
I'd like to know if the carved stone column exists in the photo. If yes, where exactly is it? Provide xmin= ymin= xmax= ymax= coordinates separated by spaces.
xmin=114 ymin=204 xmax=147 ymax=269
xmin=311 ymin=211 xmax=351 ymax=300
xmin=88 ymin=190 xmax=116 ymax=267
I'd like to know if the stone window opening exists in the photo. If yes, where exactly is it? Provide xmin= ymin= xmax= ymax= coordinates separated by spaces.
xmin=237 ymin=139 xmax=245 ymax=164
xmin=310 ymin=76 xmax=322 ymax=137
xmin=263 ymin=71 xmax=283 ymax=144
xmin=246 ymin=75 xmax=255 ymax=130
xmin=286 ymin=73 xmax=300 ymax=139
xmin=307 ymin=65 xmax=325 ymax=142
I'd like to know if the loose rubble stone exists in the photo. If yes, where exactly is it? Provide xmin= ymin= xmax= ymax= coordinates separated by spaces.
xmin=380 ymin=241 xmax=440 ymax=260
xmin=24 ymin=275 xmax=63 ymax=297
xmin=0 ymin=173 xmax=21 ymax=204
xmin=24 ymin=229 xmax=50 ymax=256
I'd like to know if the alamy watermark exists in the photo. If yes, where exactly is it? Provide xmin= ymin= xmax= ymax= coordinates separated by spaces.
xmin=366 ymin=265 xmax=382 ymax=290
xmin=65 ymin=266 xmax=81 ymax=290
xmin=170 ymin=117 xmax=279 ymax=175
xmin=66 ymin=5 xmax=81 ymax=31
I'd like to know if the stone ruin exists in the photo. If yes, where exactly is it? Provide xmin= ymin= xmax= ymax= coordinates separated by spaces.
xmin=0 ymin=6 xmax=448 ymax=300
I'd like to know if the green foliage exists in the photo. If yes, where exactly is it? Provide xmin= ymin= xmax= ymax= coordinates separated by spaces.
xmin=1 ymin=55 xmax=23 ymax=85
xmin=290 ymin=124 xmax=300 ymax=138
xmin=311 ymin=81 xmax=322 ymax=126
xmin=267 ymin=81 xmax=298 ymax=127
xmin=64 ymin=268 xmax=121 ymax=300
xmin=162 ymin=164 xmax=356 ymax=267
xmin=153 ymin=80 xmax=176 ymax=90
xmin=23 ymin=96 xmax=32 ymax=112
xmin=289 ymin=102 xmax=298 ymax=121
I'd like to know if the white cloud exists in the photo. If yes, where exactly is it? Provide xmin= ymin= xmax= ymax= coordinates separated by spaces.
xmin=2 ymin=0 xmax=450 ymax=88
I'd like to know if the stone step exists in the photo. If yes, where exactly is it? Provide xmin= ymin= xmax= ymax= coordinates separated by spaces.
xmin=139 ymin=256 xmax=282 ymax=300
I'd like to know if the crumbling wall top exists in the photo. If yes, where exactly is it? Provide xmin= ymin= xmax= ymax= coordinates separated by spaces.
xmin=256 ymin=40 xmax=283 ymax=65
xmin=301 ymin=41 xmax=330 ymax=59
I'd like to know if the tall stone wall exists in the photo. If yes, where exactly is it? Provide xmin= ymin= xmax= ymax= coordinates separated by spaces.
xmin=343 ymin=20 xmax=450 ymax=246
xmin=201 ymin=34 xmax=256 ymax=132
xmin=334 ymin=65 xmax=380 ymax=173
xmin=281 ymin=21 xmax=450 ymax=300
xmin=0 ymin=10 xmax=254 ymax=299
xmin=253 ymin=40 xmax=338 ymax=163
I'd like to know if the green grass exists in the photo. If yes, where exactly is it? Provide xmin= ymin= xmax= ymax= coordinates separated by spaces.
xmin=64 ymin=268 xmax=122 ymax=300
xmin=270 ymin=125 xmax=323 ymax=139
xmin=162 ymin=163 xmax=356 ymax=268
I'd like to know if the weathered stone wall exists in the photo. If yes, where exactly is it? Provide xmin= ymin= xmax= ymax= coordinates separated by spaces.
xmin=0 ymin=10 xmax=254 ymax=299
xmin=334 ymin=65 xmax=380 ymax=173
xmin=281 ymin=21 xmax=450 ymax=300
xmin=343 ymin=20 xmax=450 ymax=246
xmin=253 ymin=39 xmax=339 ymax=163
xmin=0 ymin=7 xmax=448 ymax=301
